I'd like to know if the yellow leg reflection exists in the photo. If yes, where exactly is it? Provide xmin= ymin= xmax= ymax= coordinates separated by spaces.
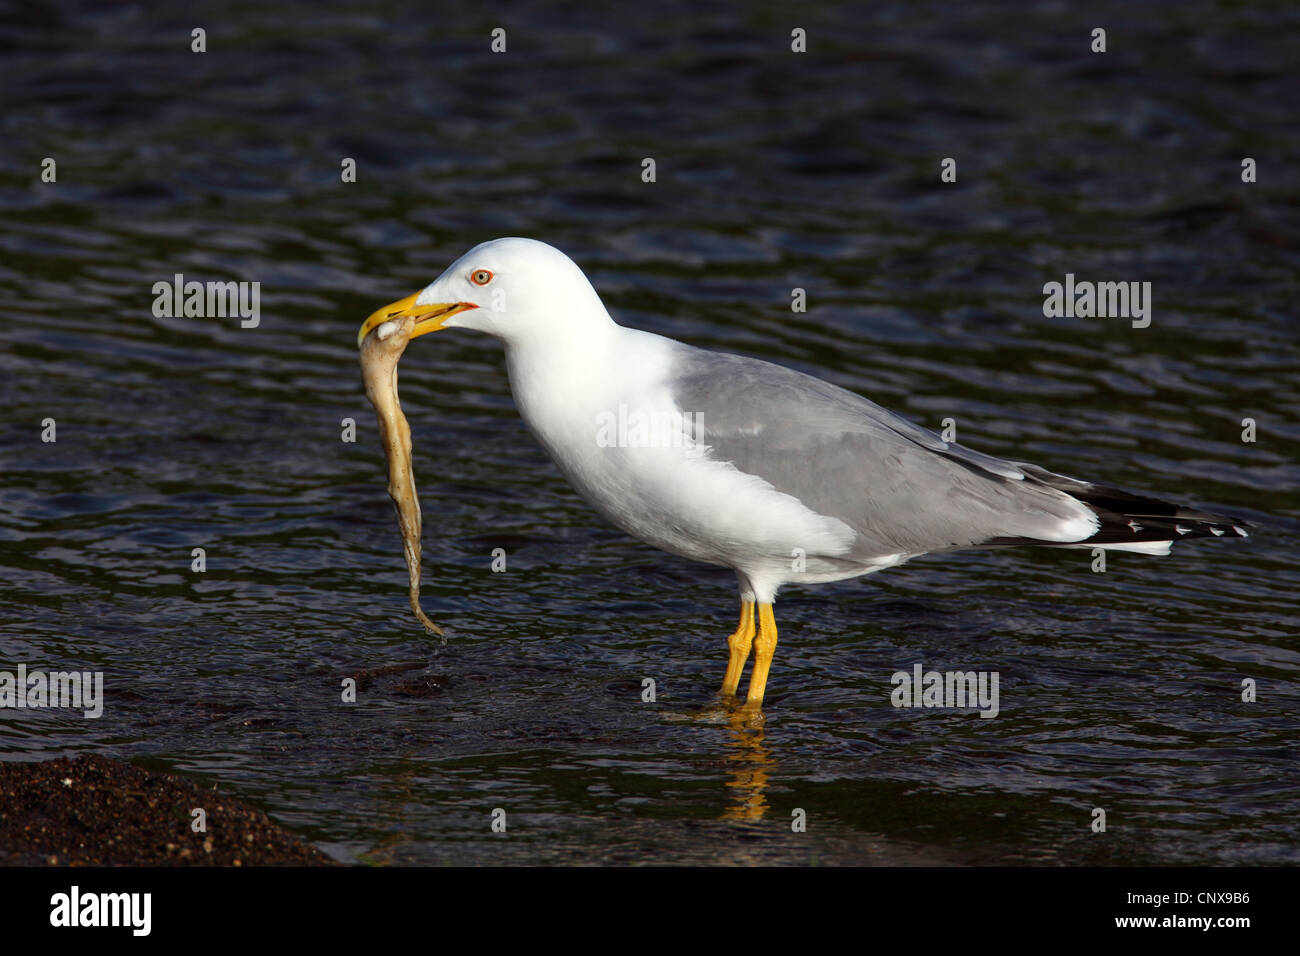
xmin=721 ymin=713 xmax=770 ymax=821
xmin=719 ymin=600 xmax=756 ymax=698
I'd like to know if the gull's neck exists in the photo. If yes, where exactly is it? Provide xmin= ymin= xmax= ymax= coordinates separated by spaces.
xmin=504 ymin=311 xmax=623 ymax=400
xmin=501 ymin=304 xmax=658 ymax=463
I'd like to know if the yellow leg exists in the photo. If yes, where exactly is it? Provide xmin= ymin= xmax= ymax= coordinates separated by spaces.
xmin=744 ymin=603 xmax=778 ymax=708
xmin=720 ymin=601 xmax=756 ymax=697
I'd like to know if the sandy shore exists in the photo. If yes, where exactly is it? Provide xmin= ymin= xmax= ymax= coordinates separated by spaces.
xmin=0 ymin=754 xmax=334 ymax=866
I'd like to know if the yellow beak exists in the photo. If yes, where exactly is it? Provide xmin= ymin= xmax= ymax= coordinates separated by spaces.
xmin=356 ymin=291 xmax=479 ymax=347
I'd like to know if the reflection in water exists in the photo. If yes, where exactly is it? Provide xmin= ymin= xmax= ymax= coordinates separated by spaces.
xmin=663 ymin=701 xmax=773 ymax=821
xmin=722 ymin=712 xmax=772 ymax=823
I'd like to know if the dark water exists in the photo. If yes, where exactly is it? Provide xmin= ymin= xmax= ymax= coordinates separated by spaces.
xmin=2 ymin=1 xmax=1297 ymax=865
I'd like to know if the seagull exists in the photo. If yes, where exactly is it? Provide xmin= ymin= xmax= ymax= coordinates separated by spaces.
xmin=356 ymin=238 xmax=1248 ymax=715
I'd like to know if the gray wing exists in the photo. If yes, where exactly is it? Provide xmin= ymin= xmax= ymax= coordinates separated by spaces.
xmin=666 ymin=344 xmax=1095 ymax=559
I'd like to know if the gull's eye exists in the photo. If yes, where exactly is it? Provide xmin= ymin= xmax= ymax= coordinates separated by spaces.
xmin=470 ymin=269 xmax=493 ymax=286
